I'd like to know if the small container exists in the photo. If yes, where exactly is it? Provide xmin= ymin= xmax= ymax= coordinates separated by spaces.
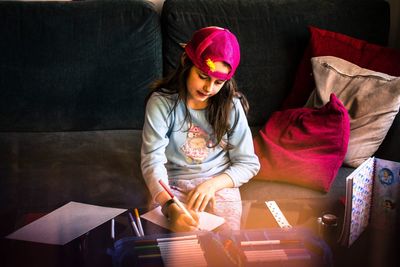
xmin=317 ymin=213 xmax=338 ymax=247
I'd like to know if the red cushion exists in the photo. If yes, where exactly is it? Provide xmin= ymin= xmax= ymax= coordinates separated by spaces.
xmin=253 ymin=94 xmax=350 ymax=192
xmin=282 ymin=26 xmax=400 ymax=109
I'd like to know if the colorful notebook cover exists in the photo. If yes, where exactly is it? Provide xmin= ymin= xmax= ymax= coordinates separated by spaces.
xmin=339 ymin=157 xmax=400 ymax=247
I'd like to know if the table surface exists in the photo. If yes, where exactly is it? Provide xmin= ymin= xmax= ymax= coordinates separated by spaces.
xmin=1 ymin=198 xmax=398 ymax=267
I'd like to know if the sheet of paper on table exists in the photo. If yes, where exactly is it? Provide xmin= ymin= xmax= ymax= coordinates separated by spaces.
xmin=141 ymin=206 xmax=225 ymax=231
xmin=6 ymin=201 xmax=127 ymax=245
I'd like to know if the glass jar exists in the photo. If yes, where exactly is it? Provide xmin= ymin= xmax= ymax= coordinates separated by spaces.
xmin=317 ymin=213 xmax=338 ymax=247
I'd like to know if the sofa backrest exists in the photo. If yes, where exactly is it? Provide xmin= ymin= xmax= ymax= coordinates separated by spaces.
xmin=0 ymin=0 xmax=397 ymax=163
xmin=0 ymin=0 xmax=162 ymax=131
xmin=162 ymin=0 xmax=390 ymax=127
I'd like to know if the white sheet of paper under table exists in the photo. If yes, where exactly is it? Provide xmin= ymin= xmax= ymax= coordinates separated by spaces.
xmin=6 ymin=201 xmax=127 ymax=245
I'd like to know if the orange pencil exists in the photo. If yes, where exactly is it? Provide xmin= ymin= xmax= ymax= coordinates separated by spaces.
xmin=134 ymin=208 xmax=145 ymax=236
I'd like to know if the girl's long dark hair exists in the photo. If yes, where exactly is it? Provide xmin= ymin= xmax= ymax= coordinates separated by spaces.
xmin=145 ymin=53 xmax=249 ymax=150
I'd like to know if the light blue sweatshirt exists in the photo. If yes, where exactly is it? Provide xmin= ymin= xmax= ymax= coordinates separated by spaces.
xmin=141 ymin=92 xmax=260 ymax=201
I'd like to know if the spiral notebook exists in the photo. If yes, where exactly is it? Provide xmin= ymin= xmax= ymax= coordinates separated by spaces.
xmin=339 ymin=157 xmax=400 ymax=247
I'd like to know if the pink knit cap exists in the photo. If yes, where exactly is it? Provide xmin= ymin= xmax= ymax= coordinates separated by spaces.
xmin=185 ymin=26 xmax=240 ymax=80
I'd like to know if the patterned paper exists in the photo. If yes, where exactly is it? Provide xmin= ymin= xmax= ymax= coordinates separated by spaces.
xmin=348 ymin=157 xmax=375 ymax=246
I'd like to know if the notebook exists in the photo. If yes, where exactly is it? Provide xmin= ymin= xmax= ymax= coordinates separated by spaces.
xmin=339 ymin=157 xmax=400 ymax=247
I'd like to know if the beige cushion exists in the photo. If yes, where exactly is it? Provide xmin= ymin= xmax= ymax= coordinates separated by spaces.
xmin=305 ymin=56 xmax=400 ymax=167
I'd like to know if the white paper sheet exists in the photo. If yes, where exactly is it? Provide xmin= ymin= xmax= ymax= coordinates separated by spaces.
xmin=141 ymin=206 xmax=225 ymax=231
xmin=6 ymin=201 xmax=126 ymax=245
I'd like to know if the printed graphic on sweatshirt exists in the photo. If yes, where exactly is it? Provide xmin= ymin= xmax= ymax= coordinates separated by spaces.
xmin=181 ymin=125 xmax=215 ymax=164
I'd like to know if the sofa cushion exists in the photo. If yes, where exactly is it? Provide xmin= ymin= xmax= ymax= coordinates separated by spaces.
xmin=305 ymin=56 xmax=400 ymax=168
xmin=241 ymin=167 xmax=354 ymax=203
xmin=282 ymin=25 xmax=399 ymax=109
xmin=253 ymin=94 xmax=350 ymax=192
xmin=0 ymin=0 xmax=162 ymax=131
xmin=161 ymin=0 xmax=390 ymax=127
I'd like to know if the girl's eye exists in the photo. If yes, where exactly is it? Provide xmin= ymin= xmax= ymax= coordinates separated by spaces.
xmin=199 ymin=74 xmax=208 ymax=80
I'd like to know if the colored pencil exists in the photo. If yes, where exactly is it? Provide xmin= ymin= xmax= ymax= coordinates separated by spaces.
xmin=159 ymin=180 xmax=195 ymax=222
xmin=128 ymin=212 xmax=141 ymax=237
xmin=134 ymin=208 xmax=145 ymax=236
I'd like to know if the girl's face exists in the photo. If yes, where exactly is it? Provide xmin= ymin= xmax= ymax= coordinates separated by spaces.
xmin=186 ymin=61 xmax=230 ymax=109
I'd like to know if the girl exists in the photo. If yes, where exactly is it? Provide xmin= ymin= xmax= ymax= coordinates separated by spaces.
xmin=141 ymin=26 xmax=260 ymax=232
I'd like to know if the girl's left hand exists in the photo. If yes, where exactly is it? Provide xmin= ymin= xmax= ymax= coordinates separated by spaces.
xmin=186 ymin=180 xmax=217 ymax=212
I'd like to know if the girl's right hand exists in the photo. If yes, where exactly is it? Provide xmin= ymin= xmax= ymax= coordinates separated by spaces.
xmin=167 ymin=203 xmax=199 ymax=232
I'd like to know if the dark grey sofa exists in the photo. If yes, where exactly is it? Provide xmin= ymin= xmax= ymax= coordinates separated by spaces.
xmin=0 ymin=0 xmax=396 ymax=247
